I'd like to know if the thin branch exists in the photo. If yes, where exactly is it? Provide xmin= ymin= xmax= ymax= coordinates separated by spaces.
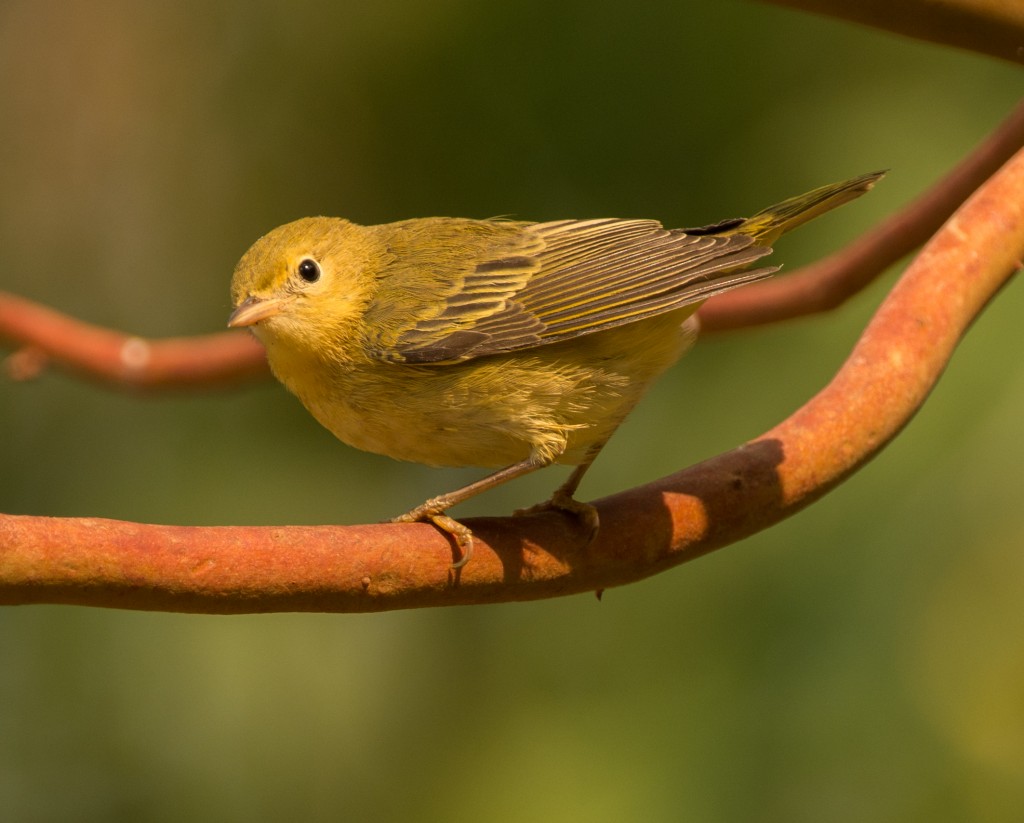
xmin=0 ymin=292 xmax=269 ymax=390
xmin=3 ymin=102 xmax=1021 ymax=389
xmin=699 ymin=98 xmax=1024 ymax=331
xmin=761 ymin=0 xmax=1024 ymax=65
xmin=2 ymin=145 xmax=1020 ymax=613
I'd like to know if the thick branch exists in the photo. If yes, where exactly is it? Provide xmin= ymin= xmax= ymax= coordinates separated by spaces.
xmin=2 ymin=145 xmax=1020 ymax=613
xmin=762 ymin=0 xmax=1024 ymax=65
xmin=700 ymin=99 xmax=1024 ymax=330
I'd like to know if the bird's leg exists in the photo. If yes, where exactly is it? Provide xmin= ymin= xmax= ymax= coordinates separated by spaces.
xmin=521 ymin=317 xmax=697 ymax=538
xmin=513 ymin=439 xmax=609 ymax=541
xmin=392 ymin=452 xmax=554 ymax=568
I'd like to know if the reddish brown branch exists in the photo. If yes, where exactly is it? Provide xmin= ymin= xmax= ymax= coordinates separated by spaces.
xmin=699 ymin=99 xmax=1024 ymax=331
xmin=3 ymin=102 xmax=1022 ymax=390
xmin=0 ymin=291 xmax=269 ymax=390
xmin=762 ymin=0 xmax=1024 ymax=66
xmin=4 ymin=100 xmax=1019 ymax=388
xmin=1 ymin=145 xmax=1020 ymax=613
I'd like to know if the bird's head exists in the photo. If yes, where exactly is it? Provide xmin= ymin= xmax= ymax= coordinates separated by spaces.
xmin=228 ymin=217 xmax=380 ymax=358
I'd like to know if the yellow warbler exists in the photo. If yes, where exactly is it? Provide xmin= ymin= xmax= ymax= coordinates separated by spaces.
xmin=229 ymin=171 xmax=883 ymax=566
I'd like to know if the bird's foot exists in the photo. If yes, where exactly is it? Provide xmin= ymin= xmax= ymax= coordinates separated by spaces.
xmin=392 ymin=502 xmax=474 ymax=569
xmin=514 ymin=490 xmax=599 ymax=543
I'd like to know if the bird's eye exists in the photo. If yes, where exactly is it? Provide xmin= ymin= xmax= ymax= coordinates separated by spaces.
xmin=298 ymin=258 xmax=321 ymax=283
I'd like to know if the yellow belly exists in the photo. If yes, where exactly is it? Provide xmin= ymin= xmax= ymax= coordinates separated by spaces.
xmin=267 ymin=307 xmax=698 ymax=468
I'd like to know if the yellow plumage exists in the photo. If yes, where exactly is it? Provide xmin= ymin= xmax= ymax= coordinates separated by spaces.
xmin=229 ymin=171 xmax=883 ymax=565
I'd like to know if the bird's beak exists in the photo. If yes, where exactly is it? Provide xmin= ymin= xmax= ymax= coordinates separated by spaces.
xmin=227 ymin=295 xmax=286 ymax=328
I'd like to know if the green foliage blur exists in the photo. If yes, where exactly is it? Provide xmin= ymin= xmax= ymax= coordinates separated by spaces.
xmin=2 ymin=0 xmax=1022 ymax=820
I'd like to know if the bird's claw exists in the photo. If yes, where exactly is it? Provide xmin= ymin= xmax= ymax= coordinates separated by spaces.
xmin=514 ymin=492 xmax=600 ymax=543
xmin=391 ymin=505 xmax=474 ymax=569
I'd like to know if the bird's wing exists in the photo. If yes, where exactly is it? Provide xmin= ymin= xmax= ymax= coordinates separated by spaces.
xmin=368 ymin=217 xmax=776 ymax=364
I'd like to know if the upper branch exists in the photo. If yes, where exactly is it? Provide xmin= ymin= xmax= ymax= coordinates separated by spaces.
xmin=4 ymin=102 xmax=1022 ymax=389
xmin=699 ymin=99 xmax=1024 ymax=330
xmin=0 ymin=291 xmax=269 ymax=390
xmin=761 ymin=0 xmax=1024 ymax=65
xmin=1 ymin=145 xmax=1020 ymax=613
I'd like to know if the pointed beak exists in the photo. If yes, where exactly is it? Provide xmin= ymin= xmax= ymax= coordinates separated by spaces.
xmin=227 ymin=295 xmax=287 ymax=328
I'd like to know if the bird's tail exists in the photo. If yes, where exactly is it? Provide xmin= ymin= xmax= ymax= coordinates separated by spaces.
xmin=686 ymin=170 xmax=886 ymax=246
xmin=740 ymin=170 xmax=886 ymax=245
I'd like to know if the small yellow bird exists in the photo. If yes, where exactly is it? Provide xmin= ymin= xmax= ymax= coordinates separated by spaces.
xmin=229 ymin=172 xmax=883 ymax=566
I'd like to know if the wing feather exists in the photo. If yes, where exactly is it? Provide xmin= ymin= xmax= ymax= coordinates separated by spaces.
xmin=374 ymin=217 xmax=775 ymax=364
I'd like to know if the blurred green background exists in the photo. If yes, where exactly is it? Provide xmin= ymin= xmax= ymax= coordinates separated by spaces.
xmin=2 ymin=0 xmax=1022 ymax=820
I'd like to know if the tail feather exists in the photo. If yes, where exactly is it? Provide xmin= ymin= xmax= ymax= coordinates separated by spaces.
xmin=739 ymin=170 xmax=886 ymax=245
xmin=685 ymin=171 xmax=886 ymax=246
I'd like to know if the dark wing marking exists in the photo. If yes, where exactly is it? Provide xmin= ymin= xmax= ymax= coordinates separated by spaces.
xmin=379 ymin=218 xmax=775 ymax=364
